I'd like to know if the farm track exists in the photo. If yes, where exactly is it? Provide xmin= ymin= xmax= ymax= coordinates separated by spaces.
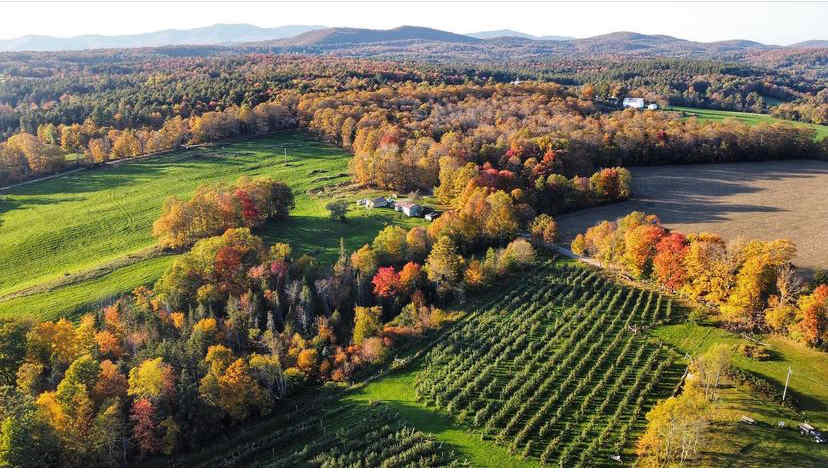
xmin=0 ymin=245 xmax=174 ymax=302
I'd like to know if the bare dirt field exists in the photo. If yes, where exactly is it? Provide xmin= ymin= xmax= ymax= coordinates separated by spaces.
xmin=556 ymin=160 xmax=828 ymax=273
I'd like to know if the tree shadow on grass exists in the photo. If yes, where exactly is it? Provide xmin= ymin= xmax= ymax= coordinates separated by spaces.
xmin=344 ymin=393 xmax=528 ymax=467
xmin=3 ymin=155 xmax=218 ymax=196
xmin=737 ymin=367 xmax=825 ymax=414
xmin=700 ymin=419 xmax=828 ymax=467
xmin=5 ymin=131 xmax=350 ymax=197
xmin=258 ymin=212 xmax=416 ymax=267
xmin=0 ymin=194 xmax=86 ymax=226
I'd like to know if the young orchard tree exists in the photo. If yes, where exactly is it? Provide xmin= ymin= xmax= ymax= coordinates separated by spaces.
xmin=325 ymin=200 xmax=348 ymax=222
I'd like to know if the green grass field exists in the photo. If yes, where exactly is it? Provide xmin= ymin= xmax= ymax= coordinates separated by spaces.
xmin=653 ymin=322 xmax=828 ymax=467
xmin=653 ymin=322 xmax=827 ymax=426
xmin=669 ymin=106 xmax=828 ymax=141
xmin=0 ymin=131 xmax=419 ymax=321
xmin=0 ymin=255 xmax=177 ymax=322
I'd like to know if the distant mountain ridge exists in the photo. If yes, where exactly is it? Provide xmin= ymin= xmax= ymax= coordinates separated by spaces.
xmin=269 ymin=26 xmax=482 ymax=47
xmin=250 ymin=28 xmax=825 ymax=63
xmin=0 ymin=24 xmax=326 ymax=51
xmin=0 ymin=23 xmax=824 ymax=58
xmin=468 ymin=29 xmax=573 ymax=41
xmin=789 ymin=40 xmax=828 ymax=48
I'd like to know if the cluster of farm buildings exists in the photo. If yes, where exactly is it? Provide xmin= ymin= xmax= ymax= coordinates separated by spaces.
xmin=358 ymin=196 xmax=441 ymax=221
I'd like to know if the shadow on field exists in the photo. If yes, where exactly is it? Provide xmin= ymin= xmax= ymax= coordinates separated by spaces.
xmin=700 ymin=418 xmax=828 ymax=467
xmin=6 ymin=132 xmax=353 ymax=199
xmin=3 ymin=151 xmax=231 ymax=196
xmin=258 ymin=213 xmax=416 ymax=266
xmin=355 ymin=397 xmax=461 ymax=437
xmin=556 ymin=160 xmax=828 ymax=272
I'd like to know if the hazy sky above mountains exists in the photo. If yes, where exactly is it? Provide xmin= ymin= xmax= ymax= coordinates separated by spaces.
xmin=1 ymin=0 xmax=825 ymax=45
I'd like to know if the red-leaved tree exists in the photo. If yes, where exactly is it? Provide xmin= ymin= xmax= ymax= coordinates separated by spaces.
xmin=653 ymin=233 xmax=690 ymax=290
xmin=372 ymin=266 xmax=400 ymax=298
xmin=131 ymin=398 xmax=159 ymax=457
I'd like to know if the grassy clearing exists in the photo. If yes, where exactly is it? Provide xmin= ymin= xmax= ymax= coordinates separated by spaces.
xmin=654 ymin=322 xmax=828 ymax=425
xmin=653 ymin=322 xmax=828 ymax=467
xmin=694 ymin=381 xmax=827 ymax=467
xmin=669 ymin=106 xmax=828 ymax=141
xmin=0 ymin=131 xmax=349 ymax=298
xmin=0 ymin=131 xmax=421 ymax=321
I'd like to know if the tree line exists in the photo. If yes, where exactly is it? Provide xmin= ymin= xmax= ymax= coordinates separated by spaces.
xmin=572 ymin=211 xmax=826 ymax=347
xmin=3 ymin=75 xmax=825 ymax=188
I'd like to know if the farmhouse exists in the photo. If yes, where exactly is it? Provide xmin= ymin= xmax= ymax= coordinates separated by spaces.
xmin=365 ymin=197 xmax=389 ymax=208
xmin=622 ymin=97 xmax=645 ymax=109
xmin=395 ymin=201 xmax=423 ymax=217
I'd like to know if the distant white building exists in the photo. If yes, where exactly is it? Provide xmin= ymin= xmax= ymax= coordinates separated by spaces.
xmin=648 ymin=103 xmax=659 ymax=110
xmin=622 ymin=98 xmax=645 ymax=109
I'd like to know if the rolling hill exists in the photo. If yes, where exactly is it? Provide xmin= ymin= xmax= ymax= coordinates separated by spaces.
xmin=269 ymin=25 xmax=481 ymax=47
xmin=250 ymin=27 xmax=825 ymax=63
xmin=2 ymin=23 xmax=823 ymax=61
xmin=0 ymin=23 xmax=326 ymax=51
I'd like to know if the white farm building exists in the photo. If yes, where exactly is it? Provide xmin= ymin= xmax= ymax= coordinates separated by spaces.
xmin=395 ymin=201 xmax=423 ymax=217
xmin=364 ymin=197 xmax=389 ymax=208
xmin=622 ymin=98 xmax=645 ymax=109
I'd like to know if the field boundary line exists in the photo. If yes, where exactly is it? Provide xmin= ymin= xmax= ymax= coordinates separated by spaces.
xmin=0 ymin=129 xmax=310 ymax=193
xmin=0 ymin=245 xmax=176 ymax=303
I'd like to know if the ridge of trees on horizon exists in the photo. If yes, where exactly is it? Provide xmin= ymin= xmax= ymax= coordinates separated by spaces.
xmin=3 ymin=80 xmax=824 ymax=189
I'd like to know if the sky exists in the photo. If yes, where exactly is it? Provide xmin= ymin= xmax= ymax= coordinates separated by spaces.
xmin=0 ymin=0 xmax=826 ymax=45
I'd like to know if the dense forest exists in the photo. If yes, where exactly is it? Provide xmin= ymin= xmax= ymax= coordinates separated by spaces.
xmin=0 ymin=47 xmax=825 ymax=143
xmin=1 ymin=55 xmax=825 ymax=188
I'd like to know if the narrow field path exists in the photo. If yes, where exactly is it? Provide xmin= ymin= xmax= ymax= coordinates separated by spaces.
xmin=0 ymin=245 xmax=172 ymax=302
